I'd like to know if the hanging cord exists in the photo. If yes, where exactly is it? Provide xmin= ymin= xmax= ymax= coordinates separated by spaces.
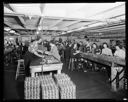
xmin=41 ymin=41 xmax=45 ymax=75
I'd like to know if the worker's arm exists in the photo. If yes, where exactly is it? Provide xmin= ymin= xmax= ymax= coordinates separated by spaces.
xmin=114 ymin=51 xmax=118 ymax=57
xmin=45 ymin=51 xmax=52 ymax=55
xmin=37 ymin=49 xmax=44 ymax=54
xmin=33 ymin=51 xmax=44 ymax=58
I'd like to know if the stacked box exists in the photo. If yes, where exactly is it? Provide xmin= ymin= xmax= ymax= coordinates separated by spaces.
xmin=59 ymin=81 xmax=76 ymax=99
xmin=24 ymin=77 xmax=40 ymax=99
xmin=41 ymin=84 xmax=59 ymax=99
xmin=40 ymin=75 xmax=59 ymax=99
xmin=54 ymin=73 xmax=76 ymax=99
xmin=54 ymin=73 xmax=71 ymax=83
xmin=24 ymin=74 xmax=76 ymax=99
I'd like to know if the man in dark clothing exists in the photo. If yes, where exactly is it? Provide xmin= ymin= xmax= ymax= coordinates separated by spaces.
xmin=22 ymin=43 xmax=28 ymax=57
xmin=64 ymin=44 xmax=71 ymax=68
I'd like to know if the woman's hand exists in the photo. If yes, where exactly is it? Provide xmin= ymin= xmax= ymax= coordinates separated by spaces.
xmin=37 ymin=50 xmax=44 ymax=54
xmin=44 ymin=51 xmax=49 ymax=55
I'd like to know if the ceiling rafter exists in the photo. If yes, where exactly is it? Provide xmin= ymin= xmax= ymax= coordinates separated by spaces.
xmin=43 ymin=16 xmax=99 ymax=22
xmin=18 ymin=16 xmax=26 ymax=26
xmin=4 ymin=22 xmax=13 ymax=28
xmin=88 ymin=25 xmax=125 ymax=32
xmin=38 ymin=17 xmax=44 ymax=26
xmin=49 ymin=19 xmax=63 ymax=29
xmin=5 ymin=4 xmax=26 ymax=28
xmin=90 ymin=3 xmax=125 ymax=18
xmin=4 ymin=3 xmax=14 ymax=11
xmin=59 ymin=20 xmax=81 ymax=29
xmin=40 ymin=4 xmax=45 ymax=14
xmin=67 ymin=21 xmax=100 ymax=31
xmin=84 ymin=20 xmax=125 ymax=31
xmin=4 ymin=18 xmax=14 ymax=28
xmin=4 ymin=20 xmax=21 ymax=35
xmin=4 ymin=13 xmax=25 ymax=17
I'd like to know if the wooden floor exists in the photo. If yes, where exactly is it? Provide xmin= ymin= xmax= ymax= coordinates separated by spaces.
xmin=61 ymin=64 xmax=127 ymax=99
xmin=3 ymin=62 xmax=127 ymax=100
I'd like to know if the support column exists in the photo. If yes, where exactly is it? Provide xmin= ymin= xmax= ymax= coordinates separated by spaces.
xmin=118 ymin=67 xmax=124 ymax=90
xmin=111 ymin=63 xmax=117 ymax=91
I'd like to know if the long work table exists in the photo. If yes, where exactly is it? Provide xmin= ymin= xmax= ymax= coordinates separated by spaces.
xmin=74 ymin=52 xmax=126 ymax=91
xmin=30 ymin=56 xmax=63 ymax=77
xmin=79 ymin=53 xmax=125 ymax=67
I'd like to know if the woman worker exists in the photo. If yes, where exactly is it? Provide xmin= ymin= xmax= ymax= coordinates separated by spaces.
xmin=45 ymin=40 xmax=61 ymax=61
xmin=24 ymin=35 xmax=44 ymax=77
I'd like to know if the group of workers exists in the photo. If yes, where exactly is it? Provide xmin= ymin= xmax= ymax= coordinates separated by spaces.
xmin=4 ymin=38 xmax=28 ymax=66
xmin=4 ymin=35 xmax=125 ymax=79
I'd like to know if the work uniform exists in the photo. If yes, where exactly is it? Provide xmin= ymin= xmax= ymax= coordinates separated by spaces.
xmin=49 ymin=44 xmax=61 ymax=61
xmin=114 ymin=49 xmax=125 ymax=59
xmin=102 ymin=48 xmax=113 ymax=56
xmin=102 ymin=47 xmax=113 ymax=80
xmin=24 ymin=41 xmax=40 ymax=77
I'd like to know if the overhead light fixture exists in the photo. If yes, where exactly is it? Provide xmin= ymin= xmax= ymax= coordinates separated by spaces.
xmin=38 ymin=26 xmax=43 ymax=31
xmin=4 ymin=27 xmax=11 ymax=31
xmin=36 ymin=31 xmax=39 ymax=35
xmin=10 ymin=30 xmax=15 ymax=33
xmin=28 ymin=15 xmax=33 ymax=20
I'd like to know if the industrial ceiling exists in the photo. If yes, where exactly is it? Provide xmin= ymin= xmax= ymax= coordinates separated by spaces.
xmin=4 ymin=2 xmax=125 ymax=38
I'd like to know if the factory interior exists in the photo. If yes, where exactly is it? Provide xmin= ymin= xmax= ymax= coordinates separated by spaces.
xmin=4 ymin=2 xmax=127 ymax=100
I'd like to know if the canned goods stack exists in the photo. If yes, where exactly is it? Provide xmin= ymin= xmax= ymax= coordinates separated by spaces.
xmin=59 ymin=81 xmax=76 ymax=99
xmin=54 ymin=73 xmax=70 ymax=83
xmin=24 ymin=77 xmax=40 ymax=99
xmin=54 ymin=73 xmax=76 ymax=99
xmin=24 ymin=74 xmax=75 ymax=99
xmin=40 ymin=75 xmax=59 ymax=99
xmin=39 ymin=74 xmax=53 ymax=80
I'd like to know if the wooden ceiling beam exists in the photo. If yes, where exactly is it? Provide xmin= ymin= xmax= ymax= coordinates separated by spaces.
xmin=59 ymin=20 xmax=81 ymax=29
xmin=6 ymin=4 xmax=26 ymax=28
xmin=43 ymin=16 xmax=100 ymax=22
xmin=37 ymin=17 xmax=43 ymax=26
xmin=87 ymin=24 xmax=125 ymax=32
xmin=4 ymin=21 xmax=22 ymax=35
xmin=49 ymin=19 xmax=63 ymax=29
xmin=4 ymin=19 xmax=14 ymax=29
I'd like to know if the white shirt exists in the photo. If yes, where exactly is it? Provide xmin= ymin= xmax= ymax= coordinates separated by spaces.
xmin=48 ymin=44 xmax=60 ymax=61
xmin=86 ymin=42 xmax=90 ymax=47
xmin=102 ymin=48 xmax=113 ymax=56
xmin=114 ymin=49 xmax=125 ymax=59
xmin=73 ymin=44 xmax=77 ymax=49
